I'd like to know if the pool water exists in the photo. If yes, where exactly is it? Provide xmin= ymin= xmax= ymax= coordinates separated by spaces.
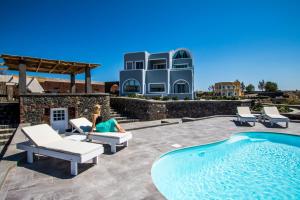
xmin=151 ymin=132 xmax=300 ymax=200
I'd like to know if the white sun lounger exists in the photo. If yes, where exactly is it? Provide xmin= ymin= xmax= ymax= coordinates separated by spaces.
xmin=262 ymin=106 xmax=289 ymax=128
xmin=69 ymin=117 xmax=132 ymax=153
xmin=236 ymin=107 xmax=256 ymax=126
xmin=16 ymin=124 xmax=104 ymax=175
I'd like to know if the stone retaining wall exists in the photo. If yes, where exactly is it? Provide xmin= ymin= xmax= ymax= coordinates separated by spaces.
xmin=0 ymin=102 xmax=19 ymax=125
xmin=20 ymin=93 xmax=110 ymax=125
xmin=111 ymin=97 xmax=252 ymax=121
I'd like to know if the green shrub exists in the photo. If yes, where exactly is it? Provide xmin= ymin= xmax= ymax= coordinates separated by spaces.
xmin=127 ymin=93 xmax=138 ymax=98
xmin=152 ymin=96 xmax=162 ymax=100
xmin=277 ymin=105 xmax=292 ymax=113
xmin=251 ymin=102 xmax=263 ymax=112
xmin=184 ymin=97 xmax=190 ymax=100
xmin=172 ymin=96 xmax=179 ymax=100
xmin=162 ymin=96 xmax=170 ymax=101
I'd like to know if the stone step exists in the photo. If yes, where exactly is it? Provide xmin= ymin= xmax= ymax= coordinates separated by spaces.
xmin=110 ymin=113 xmax=121 ymax=117
xmin=0 ymin=128 xmax=16 ymax=134
xmin=0 ymin=139 xmax=9 ymax=146
xmin=0 ymin=124 xmax=18 ymax=128
xmin=0 ymin=119 xmax=19 ymax=123
xmin=0 ymin=125 xmax=10 ymax=129
xmin=114 ymin=116 xmax=128 ymax=121
xmin=110 ymin=111 xmax=119 ymax=115
xmin=118 ymin=119 xmax=139 ymax=124
xmin=0 ymin=133 xmax=12 ymax=140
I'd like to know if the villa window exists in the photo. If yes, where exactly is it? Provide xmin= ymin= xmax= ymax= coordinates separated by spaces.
xmin=123 ymin=79 xmax=141 ymax=93
xmin=173 ymin=64 xmax=189 ymax=69
xmin=149 ymin=83 xmax=165 ymax=93
xmin=173 ymin=50 xmax=191 ymax=59
xmin=152 ymin=63 xmax=166 ymax=69
xmin=135 ymin=61 xmax=144 ymax=69
xmin=126 ymin=61 xmax=133 ymax=70
xmin=174 ymin=80 xmax=189 ymax=94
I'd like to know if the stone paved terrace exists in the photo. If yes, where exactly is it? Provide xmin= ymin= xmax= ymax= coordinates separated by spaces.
xmin=1 ymin=117 xmax=300 ymax=200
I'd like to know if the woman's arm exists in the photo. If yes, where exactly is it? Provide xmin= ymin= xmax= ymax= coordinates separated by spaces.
xmin=91 ymin=114 xmax=97 ymax=132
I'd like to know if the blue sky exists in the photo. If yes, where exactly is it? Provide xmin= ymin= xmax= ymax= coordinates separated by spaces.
xmin=0 ymin=0 xmax=299 ymax=90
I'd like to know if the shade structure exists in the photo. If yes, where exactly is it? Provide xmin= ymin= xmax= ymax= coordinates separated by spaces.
xmin=0 ymin=54 xmax=100 ymax=75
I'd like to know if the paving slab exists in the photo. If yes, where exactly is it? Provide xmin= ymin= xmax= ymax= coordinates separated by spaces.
xmin=0 ymin=117 xmax=299 ymax=200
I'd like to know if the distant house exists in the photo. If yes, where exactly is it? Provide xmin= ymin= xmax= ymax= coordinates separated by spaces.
xmin=119 ymin=48 xmax=194 ymax=99
xmin=37 ymin=77 xmax=104 ymax=93
xmin=214 ymin=81 xmax=242 ymax=97
xmin=0 ymin=75 xmax=44 ymax=93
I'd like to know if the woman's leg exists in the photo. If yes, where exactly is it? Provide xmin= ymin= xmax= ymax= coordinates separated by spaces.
xmin=115 ymin=120 xmax=125 ymax=133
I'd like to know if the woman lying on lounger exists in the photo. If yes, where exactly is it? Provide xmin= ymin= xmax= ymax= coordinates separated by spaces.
xmin=91 ymin=104 xmax=126 ymax=133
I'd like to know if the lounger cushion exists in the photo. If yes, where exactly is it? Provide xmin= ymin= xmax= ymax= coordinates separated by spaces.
xmin=237 ymin=107 xmax=252 ymax=115
xmin=70 ymin=117 xmax=92 ymax=134
xmin=263 ymin=107 xmax=289 ymax=121
xmin=265 ymin=114 xmax=288 ymax=120
xmin=238 ymin=114 xmax=256 ymax=118
xmin=237 ymin=107 xmax=256 ymax=119
xmin=263 ymin=107 xmax=280 ymax=115
xmin=64 ymin=134 xmax=87 ymax=142
xmin=42 ymin=140 xmax=103 ymax=156
xmin=89 ymin=132 xmax=132 ymax=139
xmin=22 ymin=124 xmax=62 ymax=146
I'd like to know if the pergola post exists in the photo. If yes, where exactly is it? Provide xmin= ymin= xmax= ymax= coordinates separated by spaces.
xmin=85 ymin=66 xmax=92 ymax=93
xmin=19 ymin=63 xmax=27 ymax=95
xmin=70 ymin=73 xmax=76 ymax=93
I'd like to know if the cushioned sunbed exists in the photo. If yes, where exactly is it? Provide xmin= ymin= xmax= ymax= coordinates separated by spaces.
xmin=17 ymin=124 xmax=104 ymax=175
xmin=262 ymin=106 xmax=289 ymax=128
xmin=236 ymin=107 xmax=256 ymax=126
xmin=69 ymin=117 xmax=132 ymax=153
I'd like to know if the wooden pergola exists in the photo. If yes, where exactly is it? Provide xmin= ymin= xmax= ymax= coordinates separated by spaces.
xmin=0 ymin=54 xmax=101 ymax=94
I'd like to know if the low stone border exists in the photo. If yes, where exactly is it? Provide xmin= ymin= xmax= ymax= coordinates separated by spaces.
xmin=126 ymin=121 xmax=180 ymax=131
xmin=182 ymin=115 xmax=300 ymax=123
xmin=182 ymin=115 xmax=235 ymax=123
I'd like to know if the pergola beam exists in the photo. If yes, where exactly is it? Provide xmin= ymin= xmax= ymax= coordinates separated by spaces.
xmin=1 ymin=54 xmax=100 ymax=75
xmin=36 ymin=59 xmax=42 ymax=72
xmin=49 ymin=61 xmax=61 ymax=73
xmin=61 ymin=65 xmax=74 ymax=74
xmin=1 ymin=54 xmax=101 ymax=94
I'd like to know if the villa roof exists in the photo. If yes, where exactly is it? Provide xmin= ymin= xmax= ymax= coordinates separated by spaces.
xmin=0 ymin=54 xmax=100 ymax=75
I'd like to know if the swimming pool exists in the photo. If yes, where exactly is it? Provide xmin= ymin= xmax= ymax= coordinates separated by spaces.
xmin=151 ymin=132 xmax=300 ymax=200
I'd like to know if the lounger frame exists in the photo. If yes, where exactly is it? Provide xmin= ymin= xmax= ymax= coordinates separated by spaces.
xmin=262 ymin=107 xmax=290 ymax=128
xmin=17 ymin=141 xmax=103 ymax=175
xmin=236 ymin=107 xmax=256 ymax=126
xmin=88 ymin=134 xmax=130 ymax=153
xmin=262 ymin=115 xmax=289 ymax=128
xmin=69 ymin=118 xmax=132 ymax=153
xmin=236 ymin=114 xmax=256 ymax=126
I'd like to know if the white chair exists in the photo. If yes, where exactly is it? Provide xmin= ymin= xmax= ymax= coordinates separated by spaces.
xmin=262 ymin=106 xmax=289 ymax=128
xmin=17 ymin=124 xmax=104 ymax=176
xmin=69 ymin=117 xmax=132 ymax=153
xmin=236 ymin=107 xmax=256 ymax=126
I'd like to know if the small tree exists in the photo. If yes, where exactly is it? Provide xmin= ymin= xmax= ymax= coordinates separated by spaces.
xmin=241 ymin=82 xmax=245 ymax=92
xmin=265 ymin=81 xmax=278 ymax=92
xmin=258 ymin=80 xmax=265 ymax=91
xmin=246 ymin=84 xmax=255 ymax=92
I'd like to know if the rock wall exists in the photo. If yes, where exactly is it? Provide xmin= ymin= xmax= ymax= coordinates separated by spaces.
xmin=0 ymin=102 xmax=19 ymax=125
xmin=19 ymin=93 xmax=110 ymax=125
xmin=111 ymin=97 xmax=252 ymax=121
